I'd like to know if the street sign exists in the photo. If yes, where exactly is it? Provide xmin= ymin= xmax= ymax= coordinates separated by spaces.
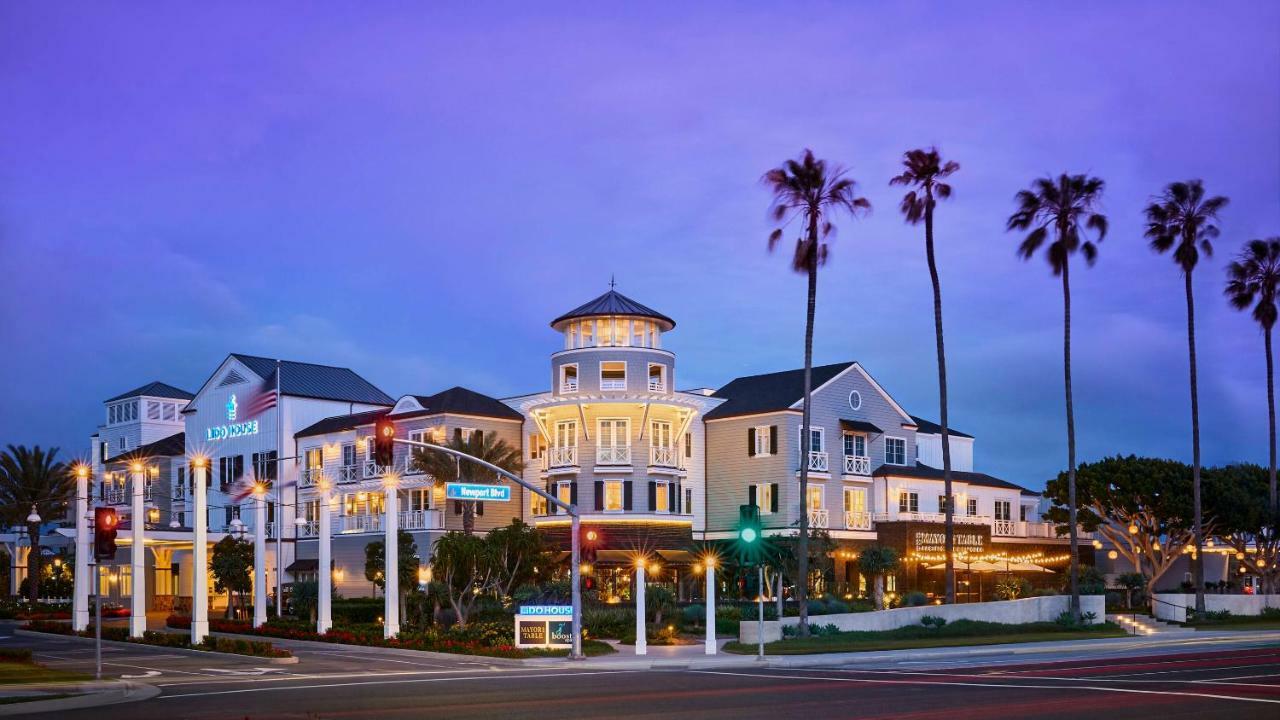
xmin=445 ymin=482 xmax=511 ymax=502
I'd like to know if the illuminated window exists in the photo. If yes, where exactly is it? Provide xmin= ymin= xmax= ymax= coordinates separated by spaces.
xmin=753 ymin=426 xmax=772 ymax=456
xmin=603 ymin=480 xmax=624 ymax=512
xmin=994 ymin=500 xmax=1012 ymax=522
xmin=807 ymin=485 xmax=824 ymax=510
xmin=580 ymin=320 xmax=594 ymax=347
xmin=647 ymin=363 xmax=666 ymax=392
xmin=531 ymin=493 xmax=548 ymax=516
xmin=756 ymin=483 xmax=774 ymax=514
xmin=119 ymin=565 xmax=132 ymax=596
xmin=560 ymin=364 xmax=578 ymax=393
xmin=600 ymin=362 xmax=627 ymax=390
xmin=632 ymin=320 xmax=645 ymax=347
xmin=967 ymin=498 xmax=978 ymax=516
xmin=898 ymin=491 xmax=919 ymax=513
xmin=653 ymin=480 xmax=670 ymax=513
xmin=305 ymin=447 xmax=323 ymax=471
xmin=147 ymin=508 xmax=160 ymax=524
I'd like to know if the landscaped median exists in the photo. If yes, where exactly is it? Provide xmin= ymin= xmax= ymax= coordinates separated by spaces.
xmin=22 ymin=620 xmax=293 ymax=660
xmin=164 ymin=615 xmax=616 ymax=659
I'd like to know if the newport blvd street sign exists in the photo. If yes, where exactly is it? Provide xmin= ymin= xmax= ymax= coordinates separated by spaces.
xmin=445 ymin=482 xmax=512 ymax=502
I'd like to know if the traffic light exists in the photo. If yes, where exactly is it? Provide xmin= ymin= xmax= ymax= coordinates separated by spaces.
xmin=94 ymin=507 xmax=118 ymax=560
xmin=580 ymin=526 xmax=600 ymax=590
xmin=374 ymin=417 xmax=396 ymax=467
xmin=734 ymin=504 xmax=763 ymax=564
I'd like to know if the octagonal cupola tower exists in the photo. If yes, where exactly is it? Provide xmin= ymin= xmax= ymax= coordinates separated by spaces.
xmin=548 ymin=288 xmax=677 ymax=396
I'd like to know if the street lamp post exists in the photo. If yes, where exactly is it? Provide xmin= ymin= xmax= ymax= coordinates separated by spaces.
xmin=383 ymin=474 xmax=400 ymax=639
xmin=72 ymin=465 xmax=90 ymax=632
xmin=191 ymin=458 xmax=209 ymax=644
xmin=634 ymin=558 xmax=647 ymax=656
xmin=704 ymin=558 xmax=716 ymax=655
xmin=128 ymin=463 xmax=146 ymax=637
xmin=252 ymin=490 xmax=267 ymax=628
xmin=318 ymin=480 xmax=333 ymax=634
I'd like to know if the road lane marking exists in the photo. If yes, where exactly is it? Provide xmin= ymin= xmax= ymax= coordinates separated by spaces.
xmin=318 ymin=652 xmax=456 ymax=668
xmin=156 ymin=669 xmax=642 ymax=698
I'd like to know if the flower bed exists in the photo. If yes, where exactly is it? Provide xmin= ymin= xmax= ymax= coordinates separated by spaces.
xmin=23 ymin=620 xmax=290 ymax=658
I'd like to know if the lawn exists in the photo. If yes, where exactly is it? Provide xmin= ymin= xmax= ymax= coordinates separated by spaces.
xmin=1186 ymin=620 xmax=1280 ymax=631
xmin=723 ymin=620 xmax=1128 ymax=655
xmin=0 ymin=660 xmax=89 ymax=686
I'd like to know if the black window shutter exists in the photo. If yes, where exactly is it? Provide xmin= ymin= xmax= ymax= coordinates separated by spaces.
xmin=747 ymin=428 xmax=756 ymax=457
xmin=594 ymin=481 xmax=604 ymax=511
xmin=454 ymin=500 xmax=462 ymax=515
xmin=623 ymin=481 xmax=633 ymax=511
xmin=224 ymin=506 xmax=232 ymax=524
xmin=647 ymin=481 xmax=656 ymax=510
xmin=748 ymin=485 xmax=757 ymax=507
xmin=668 ymin=482 xmax=677 ymax=512
xmin=770 ymin=483 xmax=779 ymax=513
xmin=769 ymin=426 xmax=778 ymax=455
xmin=476 ymin=501 xmax=484 ymax=516
xmin=570 ymin=482 xmax=578 ymax=506
xmin=453 ymin=428 xmax=463 ymax=443
xmin=251 ymin=453 xmax=259 ymax=479
xmin=234 ymin=455 xmax=244 ymax=482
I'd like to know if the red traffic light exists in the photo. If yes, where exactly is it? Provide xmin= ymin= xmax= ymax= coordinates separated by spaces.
xmin=373 ymin=417 xmax=396 ymax=467
xmin=94 ymin=507 xmax=118 ymax=559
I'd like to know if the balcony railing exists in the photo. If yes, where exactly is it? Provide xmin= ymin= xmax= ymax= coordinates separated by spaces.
xmin=993 ymin=519 xmax=1018 ymax=537
xmin=299 ymin=468 xmax=322 ymax=488
xmin=805 ymin=507 xmax=830 ymax=529
xmin=600 ymin=378 xmax=626 ymax=391
xmin=844 ymin=510 xmax=872 ymax=530
xmin=103 ymin=484 xmax=153 ymax=505
xmin=801 ymin=451 xmax=828 ymax=473
xmin=544 ymin=446 xmax=578 ymax=469
xmin=648 ymin=379 xmax=665 ymax=392
xmin=341 ymin=514 xmax=382 ymax=534
xmin=399 ymin=509 xmax=444 ymax=531
xmin=596 ymin=445 xmax=631 ymax=466
xmin=873 ymin=512 xmax=993 ymax=526
xmin=843 ymin=455 xmax=871 ymax=476
xmin=648 ymin=445 xmax=682 ymax=469
xmin=560 ymin=379 xmax=578 ymax=393
xmin=297 ymin=520 xmax=319 ymax=538
xmin=173 ymin=484 xmax=191 ymax=500
xmin=402 ymin=455 xmax=424 ymax=475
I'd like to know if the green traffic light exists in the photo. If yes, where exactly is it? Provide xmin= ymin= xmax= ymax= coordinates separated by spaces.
xmin=740 ymin=527 xmax=758 ymax=544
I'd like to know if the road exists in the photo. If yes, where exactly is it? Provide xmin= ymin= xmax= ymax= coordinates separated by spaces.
xmin=5 ymin=626 xmax=1280 ymax=719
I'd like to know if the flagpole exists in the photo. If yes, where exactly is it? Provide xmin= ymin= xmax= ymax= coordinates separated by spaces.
xmin=274 ymin=359 xmax=283 ymax=618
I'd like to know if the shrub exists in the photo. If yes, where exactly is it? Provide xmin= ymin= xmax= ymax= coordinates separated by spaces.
xmin=682 ymin=604 xmax=705 ymax=626
xmin=0 ymin=647 xmax=33 ymax=663
xmin=1190 ymin=609 xmax=1232 ymax=624
xmin=1077 ymin=566 xmax=1107 ymax=596
xmin=166 ymin=614 xmax=192 ymax=629
xmin=333 ymin=599 xmax=383 ymax=625
xmin=995 ymin=579 xmax=1032 ymax=601
xmin=902 ymin=591 xmax=929 ymax=607
xmin=920 ymin=615 xmax=947 ymax=629
xmin=584 ymin=606 xmax=634 ymax=639
xmin=824 ymin=599 xmax=851 ymax=614
xmin=1261 ymin=606 xmax=1280 ymax=619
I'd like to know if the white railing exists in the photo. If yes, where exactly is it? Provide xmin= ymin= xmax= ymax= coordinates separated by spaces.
xmin=1022 ymin=521 xmax=1063 ymax=538
xmin=545 ymin=446 xmax=578 ymax=469
xmin=341 ymin=514 xmax=383 ymax=534
xmin=600 ymin=378 xmax=626 ymax=391
xmin=296 ymin=520 xmax=319 ymax=538
xmin=802 ymin=451 xmax=828 ymax=473
xmin=560 ymin=379 xmax=578 ymax=393
xmin=648 ymin=379 xmax=665 ymax=392
xmin=806 ymin=507 xmax=830 ymax=529
xmin=843 ymin=455 xmax=871 ymax=476
xmin=844 ymin=510 xmax=871 ymax=530
xmin=299 ymin=468 xmax=322 ymax=488
xmin=648 ymin=445 xmax=681 ymax=468
xmin=337 ymin=464 xmax=359 ymax=484
xmin=104 ymin=484 xmax=153 ymax=505
xmin=993 ymin=519 xmax=1018 ymax=537
xmin=595 ymin=445 xmax=631 ymax=465
xmin=399 ymin=509 xmax=444 ymax=531
xmin=173 ymin=483 xmax=190 ymax=500
xmin=873 ymin=512 xmax=992 ymax=526
xmin=403 ymin=455 xmax=423 ymax=475
xmin=265 ymin=522 xmax=275 ymax=538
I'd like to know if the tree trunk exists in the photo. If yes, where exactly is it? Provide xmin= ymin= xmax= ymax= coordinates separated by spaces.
xmin=796 ymin=213 xmax=820 ymax=637
xmin=1062 ymin=259 xmax=1081 ymax=622
xmin=775 ymin=572 xmax=783 ymax=619
xmin=873 ymin=574 xmax=885 ymax=611
xmin=462 ymin=503 xmax=475 ymax=535
xmin=1185 ymin=271 xmax=1205 ymax=615
xmin=25 ymin=522 xmax=40 ymax=604
xmin=923 ymin=188 xmax=955 ymax=605
xmin=1267 ymin=327 xmax=1276 ymax=515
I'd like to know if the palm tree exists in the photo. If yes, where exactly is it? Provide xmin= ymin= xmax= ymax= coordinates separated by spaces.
xmin=0 ymin=445 xmax=72 ymax=603
xmin=412 ymin=432 xmax=522 ymax=535
xmin=856 ymin=546 xmax=900 ymax=610
xmin=1007 ymin=174 xmax=1108 ymax=622
xmin=763 ymin=149 xmax=870 ymax=636
xmin=1144 ymin=179 xmax=1228 ymax=615
xmin=1225 ymin=238 xmax=1280 ymax=516
xmin=890 ymin=147 xmax=960 ymax=604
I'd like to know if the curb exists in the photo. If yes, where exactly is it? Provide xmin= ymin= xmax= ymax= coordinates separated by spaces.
xmin=199 ymin=629 xmax=527 ymax=667
xmin=0 ymin=680 xmax=159 ymax=716
xmin=15 ymin=628 xmax=299 ymax=664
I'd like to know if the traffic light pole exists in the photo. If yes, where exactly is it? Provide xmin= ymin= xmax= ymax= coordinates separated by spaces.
xmin=391 ymin=438 xmax=583 ymax=660
xmin=757 ymin=565 xmax=765 ymax=661
xmin=94 ymin=561 xmax=102 ymax=680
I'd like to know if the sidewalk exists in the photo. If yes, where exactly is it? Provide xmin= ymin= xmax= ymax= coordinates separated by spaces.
xmin=0 ymin=681 xmax=158 ymax=717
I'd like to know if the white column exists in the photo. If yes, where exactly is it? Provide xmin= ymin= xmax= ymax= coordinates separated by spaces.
xmin=383 ymin=482 xmax=399 ymax=639
xmin=72 ymin=469 xmax=90 ymax=631
xmin=129 ymin=466 xmax=146 ymax=637
xmin=192 ymin=462 xmax=209 ymax=644
xmin=253 ymin=494 xmax=267 ymax=628
xmin=4 ymin=545 xmax=18 ymax=596
xmin=634 ymin=562 xmax=646 ymax=656
xmin=704 ymin=562 xmax=716 ymax=655
xmin=317 ymin=484 xmax=332 ymax=634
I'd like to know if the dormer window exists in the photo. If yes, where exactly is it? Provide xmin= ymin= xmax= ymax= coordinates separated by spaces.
xmin=600 ymin=361 xmax=627 ymax=390
xmin=560 ymin=364 xmax=579 ymax=393
xmin=647 ymin=363 xmax=666 ymax=392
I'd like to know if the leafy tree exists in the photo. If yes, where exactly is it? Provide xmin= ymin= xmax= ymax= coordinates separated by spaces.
xmin=857 ymin=546 xmax=899 ymax=610
xmin=1205 ymin=463 xmax=1280 ymax=594
xmin=1044 ymin=455 xmax=1200 ymax=597
xmin=770 ymin=527 xmax=835 ymax=602
xmin=210 ymin=536 xmax=253 ymax=619
xmin=1225 ymin=238 xmax=1280 ymax=515
xmin=891 ymin=147 xmax=961 ymax=604
xmin=364 ymin=530 xmax=421 ymax=623
xmin=0 ymin=445 xmax=72 ymax=603
xmin=413 ymin=432 xmax=522 ymax=535
xmin=429 ymin=531 xmax=493 ymax=627
xmin=1145 ymin=179 xmax=1229 ymax=614
xmin=763 ymin=149 xmax=870 ymax=636
xmin=1117 ymin=572 xmax=1146 ymax=609
xmin=486 ymin=520 xmax=549 ymax=602
xmin=1008 ymin=173 xmax=1108 ymax=621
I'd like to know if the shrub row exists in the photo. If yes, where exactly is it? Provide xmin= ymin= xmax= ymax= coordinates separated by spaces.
xmin=23 ymin=620 xmax=290 ymax=658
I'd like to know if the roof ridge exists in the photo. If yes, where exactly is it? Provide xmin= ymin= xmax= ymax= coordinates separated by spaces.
xmin=724 ymin=360 xmax=854 ymax=383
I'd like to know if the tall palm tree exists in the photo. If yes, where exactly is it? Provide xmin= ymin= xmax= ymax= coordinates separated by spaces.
xmin=413 ymin=432 xmax=522 ymax=535
xmin=1225 ymin=238 xmax=1280 ymax=516
xmin=763 ymin=149 xmax=869 ymax=636
xmin=890 ymin=147 xmax=960 ymax=604
xmin=0 ymin=445 xmax=72 ymax=603
xmin=1007 ymin=174 xmax=1108 ymax=621
xmin=1144 ymin=179 xmax=1228 ymax=615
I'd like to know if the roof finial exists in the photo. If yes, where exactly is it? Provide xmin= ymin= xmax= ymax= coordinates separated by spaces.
xmin=609 ymin=274 xmax=616 ymax=290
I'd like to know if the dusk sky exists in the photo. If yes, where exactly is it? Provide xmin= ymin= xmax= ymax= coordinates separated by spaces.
xmin=1 ymin=2 xmax=1278 ymax=490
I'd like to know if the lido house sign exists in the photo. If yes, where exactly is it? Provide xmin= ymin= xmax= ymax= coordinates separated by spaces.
xmin=206 ymin=394 xmax=261 ymax=442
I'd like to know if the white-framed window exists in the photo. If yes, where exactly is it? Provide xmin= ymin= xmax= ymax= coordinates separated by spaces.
xmin=753 ymin=426 xmax=772 ymax=456
xmin=305 ymin=447 xmax=323 ymax=472
xmin=994 ymin=499 xmax=1012 ymax=522
xmin=647 ymin=363 xmax=666 ymax=392
xmin=531 ymin=493 xmax=548 ymax=516
xmin=603 ymin=479 xmax=625 ymax=512
xmin=684 ymin=487 xmax=693 ymax=514
xmin=843 ymin=433 xmax=866 ymax=457
xmin=848 ymin=390 xmax=862 ymax=410
xmin=844 ymin=487 xmax=867 ymax=514
xmin=650 ymin=420 xmax=672 ymax=449
xmin=757 ymin=483 xmax=774 ymax=514
xmin=806 ymin=484 xmax=824 ymax=510
xmin=800 ymin=426 xmax=825 ymax=453
xmin=580 ymin=320 xmax=594 ymax=347
xmin=632 ymin=320 xmax=646 ymax=347
xmin=528 ymin=433 xmax=546 ymax=460
xmin=560 ymin=364 xmax=579 ymax=393
xmin=341 ymin=442 xmax=356 ymax=468
xmin=967 ymin=498 xmax=978 ymax=516
xmin=652 ymin=479 xmax=671 ymax=513
xmin=555 ymin=480 xmax=573 ymax=507
xmin=600 ymin=361 xmax=627 ymax=390
xmin=162 ymin=402 xmax=176 ymax=421
xmin=406 ymin=487 xmax=432 ymax=511
xmin=898 ymin=490 xmax=919 ymax=513
xmin=597 ymin=418 xmax=630 ymax=446
xmin=885 ymin=436 xmax=907 ymax=465
xmin=108 ymin=405 xmax=116 ymax=424
xmin=554 ymin=420 xmax=577 ymax=448
xmin=147 ymin=401 xmax=161 ymax=420
xmin=118 ymin=437 xmax=127 ymax=451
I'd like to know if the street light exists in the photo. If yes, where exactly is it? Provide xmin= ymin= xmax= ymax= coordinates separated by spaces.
xmin=26 ymin=505 xmax=41 ymax=524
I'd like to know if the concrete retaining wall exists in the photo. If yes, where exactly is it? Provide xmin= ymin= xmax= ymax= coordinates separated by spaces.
xmin=1152 ymin=594 xmax=1280 ymax=623
xmin=739 ymin=595 xmax=1105 ymax=644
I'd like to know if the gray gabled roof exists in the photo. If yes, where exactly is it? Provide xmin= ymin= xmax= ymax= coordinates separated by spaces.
xmin=295 ymin=409 xmax=390 ymax=439
xmin=108 ymin=432 xmax=186 ymax=464
xmin=106 ymin=381 xmax=194 ymax=403
xmin=873 ymin=462 xmax=1037 ymax=496
xmin=704 ymin=362 xmax=855 ymax=420
xmin=550 ymin=289 xmax=675 ymax=330
xmin=407 ymin=387 xmax=524 ymax=421
xmin=909 ymin=415 xmax=974 ymax=439
xmin=228 ymin=354 xmax=395 ymax=406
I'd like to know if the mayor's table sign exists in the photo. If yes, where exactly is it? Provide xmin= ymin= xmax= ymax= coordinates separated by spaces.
xmin=514 ymin=605 xmax=573 ymax=649
xmin=445 ymin=482 xmax=511 ymax=502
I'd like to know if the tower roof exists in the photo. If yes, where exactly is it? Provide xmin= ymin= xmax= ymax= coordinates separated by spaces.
xmin=550 ymin=289 xmax=675 ymax=331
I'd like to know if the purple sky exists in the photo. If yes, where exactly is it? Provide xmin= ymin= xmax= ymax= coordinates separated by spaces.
xmin=2 ymin=2 xmax=1278 ymax=489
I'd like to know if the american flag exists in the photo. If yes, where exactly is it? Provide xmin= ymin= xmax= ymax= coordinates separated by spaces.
xmin=242 ymin=375 xmax=278 ymax=419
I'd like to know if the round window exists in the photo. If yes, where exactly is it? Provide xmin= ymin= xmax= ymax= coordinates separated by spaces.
xmin=849 ymin=390 xmax=862 ymax=410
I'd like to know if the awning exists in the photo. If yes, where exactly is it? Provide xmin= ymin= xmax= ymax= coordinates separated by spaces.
xmin=840 ymin=419 xmax=882 ymax=434
xmin=286 ymin=559 xmax=319 ymax=573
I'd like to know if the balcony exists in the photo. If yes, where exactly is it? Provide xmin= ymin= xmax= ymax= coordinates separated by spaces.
xmin=173 ymin=484 xmax=191 ymax=500
xmin=560 ymin=379 xmax=578 ymax=394
xmin=403 ymin=455 xmax=424 ymax=476
xmin=873 ymin=512 xmax=993 ymax=526
xmin=299 ymin=468 xmax=322 ymax=488
xmin=399 ymin=509 xmax=444 ymax=531
xmin=844 ymin=510 xmax=872 ymax=530
xmin=647 ymin=379 xmax=665 ymax=392
xmin=297 ymin=520 xmax=319 ymax=538
xmin=993 ymin=519 xmax=1018 ymax=537
xmin=648 ymin=445 xmax=682 ymax=469
xmin=600 ymin=378 xmax=627 ymax=391
xmin=800 ymin=451 xmax=828 ymax=473
xmin=341 ymin=514 xmax=382 ymax=534
xmin=843 ymin=455 xmax=871 ymax=476
xmin=337 ymin=464 xmax=359 ymax=484
xmin=595 ymin=445 xmax=631 ymax=466
xmin=334 ymin=510 xmax=443 ymax=535
xmin=804 ymin=507 xmax=830 ymax=529
xmin=103 ymin=484 xmax=153 ymax=505
xmin=543 ymin=446 xmax=578 ymax=470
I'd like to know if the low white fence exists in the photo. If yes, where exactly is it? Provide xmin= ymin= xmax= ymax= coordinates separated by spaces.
xmin=739 ymin=595 xmax=1105 ymax=644
xmin=1152 ymin=593 xmax=1280 ymax=623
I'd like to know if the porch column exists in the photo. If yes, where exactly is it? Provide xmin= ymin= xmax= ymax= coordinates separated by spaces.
xmin=150 ymin=547 xmax=173 ymax=612
xmin=383 ymin=480 xmax=400 ymax=638
xmin=634 ymin=561 xmax=646 ymax=656
xmin=704 ymin=560 xmax=716 ymax=655
xmin=72 ymin=467 xmax=90 ymax=631
xmin=191 ymin=460 xmax=209 ymax=644
xmin=317 ymin=482 xmax=332 ymax=634
xmin=129 ymin=464 xmax=147 ymax=637
xmin=253 ymin=491 xmax=267 ymax=628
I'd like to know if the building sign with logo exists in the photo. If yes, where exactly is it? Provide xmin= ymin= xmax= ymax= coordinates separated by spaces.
xmin=912 ymin=530 xmax=987 ymax=554
xmin=514 ymin=604 xmax=573 ymax=649
xmin=875 ymin=519 xmax=992 ymax=557
xmin=205 ymin=394 xmax=261 ymax=442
